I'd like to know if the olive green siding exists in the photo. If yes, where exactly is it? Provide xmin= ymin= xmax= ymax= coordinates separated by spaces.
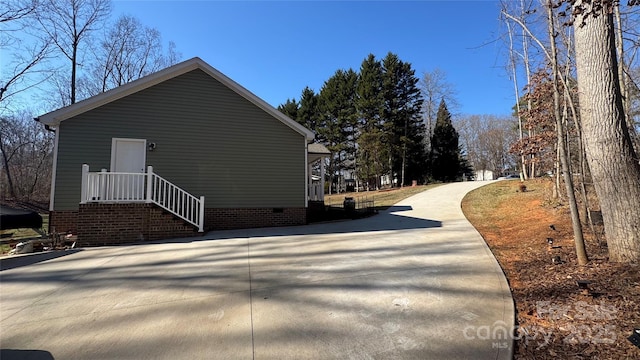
xmin=53 ymin=69 xmax=306 ymax=210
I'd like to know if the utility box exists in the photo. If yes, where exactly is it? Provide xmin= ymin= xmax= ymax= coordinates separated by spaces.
xmin=343 ymin=197 xmax=355 ymax=214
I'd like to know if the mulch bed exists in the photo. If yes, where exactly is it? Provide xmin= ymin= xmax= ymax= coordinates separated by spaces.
xmin=464 ymin=179 xmax=640 ymax=359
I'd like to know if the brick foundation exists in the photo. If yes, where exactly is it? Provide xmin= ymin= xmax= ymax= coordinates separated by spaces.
xmin=52 ymin=204 xmax=307 ymax=246
xmin=205 ymin=207 xmax=306 ymax=230
xmin=76 ymin=203 xmax=198 ymax=246
xmin=49 ymin=210 xmax=79 ymax=234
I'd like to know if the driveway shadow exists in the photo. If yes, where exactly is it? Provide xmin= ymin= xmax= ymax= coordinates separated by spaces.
xmin=152 ymin=205 xmax=442 ymax=244
xmin=1 ymin=249 xmax=83 ymax=271
xmin=0 ymin=349 xmax=55 ymax=360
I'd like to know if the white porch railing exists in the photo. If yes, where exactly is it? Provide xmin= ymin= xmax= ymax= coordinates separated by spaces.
xmin=308 ymin=183 xmax=324 ymax=201
xmin=81 ymin=164 xmax=204 ymax=232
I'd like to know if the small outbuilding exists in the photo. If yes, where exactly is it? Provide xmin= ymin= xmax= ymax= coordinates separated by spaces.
xmin=474 ymin=170 xmax=494 ymax=181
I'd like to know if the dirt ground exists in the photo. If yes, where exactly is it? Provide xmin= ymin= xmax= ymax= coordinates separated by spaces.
xmin=462 ymin=179 xmax=640 ymax=360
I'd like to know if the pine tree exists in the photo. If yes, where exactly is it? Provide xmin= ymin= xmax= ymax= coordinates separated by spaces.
xmin=277 ymin=98 xmax=299 ymax=121
xmin=356 ymin=54 xmax=386 ymax=189
xmin=430 ymin=100 xmax=462 ymax=182
xmin=318 ymin=69 xmax=358 ymax=193
xmin=298 ymin=87 xmax=320 ymax=137
xmin=382 ymin=52 xmax=426 ymax=186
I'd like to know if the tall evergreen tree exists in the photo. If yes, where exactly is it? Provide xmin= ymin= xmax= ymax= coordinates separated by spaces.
xmin=280 ymin=52 xmax=427 ymax=189
xmin=277 ymin=98 xmax=299 ymax=121
xmin=297 ymin=87 xmax=320 ymax=137
xmin=318 ymin=69 xmax=358 ymax=193
xmin=356 ymin=54 xmax=386 ymax=189
xmin=382 ymin=52 xmax=426 ymax=186
xmin=430 ymin=99 xmax=462 ymax=182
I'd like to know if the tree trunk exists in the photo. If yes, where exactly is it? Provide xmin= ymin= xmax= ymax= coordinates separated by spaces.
xmin=613 ymin=4 xmax=639 ymax=150
xmin=548 ymin=1 xmax=587 ymax=264
xmin=0 ymin=141 xmax=17 ymax=198
xmin=521 ymin=6 xmax=534 ymax=179
xmin=71 ymin=42 xmax=77 ymax=104
xmin=505 ymin=18 xmax=528 ymax=179
xmin=573 ymin=4 xmax=640 ymax=263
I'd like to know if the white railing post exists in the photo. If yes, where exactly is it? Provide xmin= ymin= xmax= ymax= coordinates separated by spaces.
xmin=81 ymin=164 xmax=89 ymax=203
xmin=146 ymin=165 xmax=153 ymax=203
xmin=100 ymin=169 xmax=107 ymax=201
xmin=320 ymin=158 xmax=325 ymax=202
xmin=198 ymin=195 xmax=205 ymax=232
xmin=81 ymin=166 xmax=204 ymax=231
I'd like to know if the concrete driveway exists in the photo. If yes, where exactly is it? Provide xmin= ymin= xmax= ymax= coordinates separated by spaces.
xmin=0 ymin=181 xmax=513 ymax=360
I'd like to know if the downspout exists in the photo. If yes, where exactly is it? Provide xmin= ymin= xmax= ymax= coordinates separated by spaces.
xmin=34 ymin=117 xmax=60 ymax=233
xmin=34 ymin=117 xmax=57 ymax=133
xmin=304 ymin=141 xmax=309 ymax=208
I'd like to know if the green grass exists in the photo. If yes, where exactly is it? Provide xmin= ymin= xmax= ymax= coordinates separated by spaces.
xmin=463 ymin=181 xmax=515 ymax=211
xmin=462 ymin=181 xmax=516 ymax=233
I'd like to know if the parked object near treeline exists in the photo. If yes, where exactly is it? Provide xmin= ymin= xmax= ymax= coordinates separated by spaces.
xmin=0 ymin=205 xmax=43 ymax=231
xmin=36 ymin=57 xmax=329 ymax=246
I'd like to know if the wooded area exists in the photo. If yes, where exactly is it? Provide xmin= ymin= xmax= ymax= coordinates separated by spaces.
xmin=501 ymin=0 xmax=640 ymax=263
xmin=1 ymin=0 xmax=179 ymax=204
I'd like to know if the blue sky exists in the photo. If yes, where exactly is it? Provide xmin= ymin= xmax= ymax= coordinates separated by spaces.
xmin=113 ymin=0 xmax=513 ymax=116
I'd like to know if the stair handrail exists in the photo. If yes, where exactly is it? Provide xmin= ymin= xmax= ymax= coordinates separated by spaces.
xmin=146 ymin=166 xmax=204 ymax=232
xmin=80 ymin=164 xmax=204 ymax=232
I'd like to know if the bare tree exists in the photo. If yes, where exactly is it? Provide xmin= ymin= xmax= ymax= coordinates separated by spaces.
xmin=613 ymin=4 xmax=640 ymax=151
xmin=0 ymin=112 xmax=54 ymax=202
xmin=572 ymin=0 xmax=640 ymax=263
xmin=503 ymin=1 xmax=590 ymax=263
xmin=36 ymin=0 xmax=111 ymax=104
xmin=505 ymin=17 xmax=528 ymax=178
xmin=81 ymin=14 xmax=181 ymax=97
xmin=0 ymin=42 xmax=50 ymax=105
xmin=0 ymin=0 xmax=36 ymax=23
xmin=630 ymin=65 xmax=640 ymax=150
xmin=456 ymin=114 xmax=517 ymax=177
xmin=1 ymin=0 xmax=51 ymax=111
xmin=501 ymin=0 xmax=545 ymax=179
xmin=419 ymin=69 xmax=458 ymax=153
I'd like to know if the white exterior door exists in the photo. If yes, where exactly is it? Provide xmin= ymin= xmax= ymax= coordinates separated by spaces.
xmin=111 ymin=138 xmax=146 ymax=173
xmin=111 ymin=138 xmax=146 ymax=200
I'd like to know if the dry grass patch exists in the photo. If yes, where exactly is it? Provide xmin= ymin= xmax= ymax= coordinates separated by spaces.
xmin=463 ymin=179 xmax=640 ymax=359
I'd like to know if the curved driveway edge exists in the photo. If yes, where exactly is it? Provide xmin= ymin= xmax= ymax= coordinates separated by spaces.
xmin=1 ymin=181 xmax=514 ymax=360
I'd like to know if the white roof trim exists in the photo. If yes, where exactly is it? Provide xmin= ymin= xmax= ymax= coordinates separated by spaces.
xmin=37 ymin=57 xmax=315 ymax=141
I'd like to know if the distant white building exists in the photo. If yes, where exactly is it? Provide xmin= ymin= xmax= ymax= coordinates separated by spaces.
xmin=475 ymin=170 xmax=494 ymax=181
xmin=380 ymin=174 xmax=398 ymax=187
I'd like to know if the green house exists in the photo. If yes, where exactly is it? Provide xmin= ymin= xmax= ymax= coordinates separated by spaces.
xmin=37 ymin=57 xmax=329 ymax=246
